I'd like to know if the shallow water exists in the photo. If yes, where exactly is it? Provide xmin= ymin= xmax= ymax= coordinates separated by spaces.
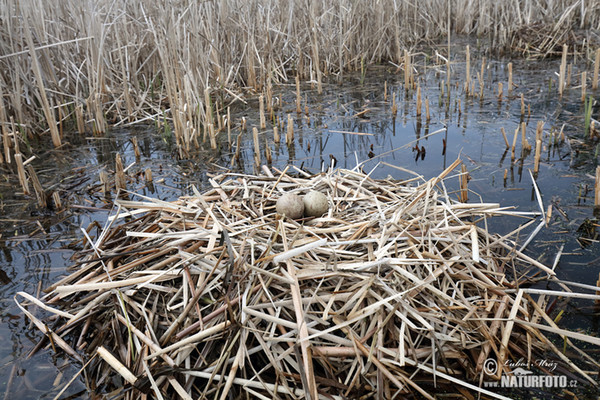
xmin=2 ymin=44 xmax=600 ymax=398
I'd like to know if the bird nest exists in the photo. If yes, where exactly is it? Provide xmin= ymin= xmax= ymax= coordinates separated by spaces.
xmin=16 ymin=159 xmax=600 ymax=399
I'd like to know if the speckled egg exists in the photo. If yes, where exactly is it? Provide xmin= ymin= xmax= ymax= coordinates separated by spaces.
xmin=276 ymin=193 xmax=304 ymax=219
xmin=303 ymin=190 xmax=328 ymax=217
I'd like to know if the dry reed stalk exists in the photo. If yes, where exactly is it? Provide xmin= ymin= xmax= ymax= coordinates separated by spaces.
xmin=497 ymin=82 xmax=503 ymax=100
xmin=26 ymin=164 xmax=46 ymax=208
xmin=273 ymin=126 xmax=279 ymax=143
xmin=567 ymin=63 xmax=572 ymax=88
xmin=2 ymin=126 xmax=9 ymax=165
xmin=114 ymin=153 xmax=126 ymax=192
xmin=595 ymin=166 xmax=600 ymax=206
xmin=265 ymin=137 xmax=272 ymax=164
xmin=259 ymin=95 xmax=266 ymax=129
xmin=594 ymin=48 xmax=600 ymax=90
xmin=478 ymin=57 xmax=486 ymax=98
xmin=132 ymin=137 xmax=140 ymax=161
xmin=521 ymin=122 xmax=531 ymax=151
xmin=559 ymin=44 xmax=568 ymax=96
xmin=500 ymin=127 xmax=509 ymax=149
xmin=145 ymin=168 xmax=153 ymax=184
xmin=52 ymin=192 xmax=62 ymax=210
xmin=511 ymin=126 xmax=519 ymax=161
xmin=391 ymin=95 xmax=397 ymax=117
xmin=459 ymin=163 xmax=468 ymax=202
xmin=209 ymin=124 xmax=217 ymax=149
xmin=384 ymin=81 xmax=387 ymax=101
xmin=99 ymin=170 xmax=109 ymax=195
xmin=252 ymin=127 xmax=261 ymax=165
xmin=425 ymin=98 xmax=430 ymax=121
xmin=14 ymin=153 xmax=29 ymax=194
xmin=507 ymin=62 xmax=513 ymax=96
xmin=23 ymin=21 xmax=61 ymax=148
xmin=286 ymin=114 xmax=294 ymax=145
xmin=581 ymin=71 xmax=587 ymax=102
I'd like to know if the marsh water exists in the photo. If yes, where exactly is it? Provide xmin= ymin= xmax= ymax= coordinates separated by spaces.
xmin=2 ymin=44 xmax=600 ymax=398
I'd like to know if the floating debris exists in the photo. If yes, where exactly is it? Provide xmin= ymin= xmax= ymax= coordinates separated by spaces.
xmin=16 ymin=159 xmax=600 ymax=399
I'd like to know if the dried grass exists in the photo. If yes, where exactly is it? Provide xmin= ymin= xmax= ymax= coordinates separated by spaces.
xmin=16 ymin=160 xmax=600 ymax=398
xmin=0 ymin=0 xmax=599 ymax=154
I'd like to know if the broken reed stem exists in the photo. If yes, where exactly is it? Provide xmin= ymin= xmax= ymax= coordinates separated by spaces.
xmin=132 ymin=137 xmax=140 ymax=161
xmin=500 ymin=127 xmax=509 ymax=149
xmin=521 ymin=122 xmax=530 ymax=151
xmin=259 ymin=95 xmax=266 ymax=129
xmin=511 ymin=126 xmax=519 ymax=162
xmin=286 ymin=114 xmax=294 ymax=146
xmin=520 ymin=93 xmax=525 ymax=117
xmin=425 ymin=98 xmax=430 ymax=121
xmin=593 ymin=48 xmax=600 ymax=90
xmin=459 ymin=163 xmax=468 ymax=202
xmin=26 ymin=164 xmax=46 ymax=208
xmin=209 ymin=123 xmax=217 ymax=149
xmin=497 ymin=82 xmax=503 ymax=101
xmin=478 ymin=57 xmax=486 ymax=99
xmin=559 ymin=44 xmax=568 ymax=96
xmin=507 ymin=62 xmax=513 ymax=96
xmin=115 ymin=153 xmax=126 ymax=192
xmin=595 ymin=166 xmax=600 ymax=206
xmin=15 ymin=153 xmax=30 ymax=195
xmin=273 ymin=126 xmax=279 ymax=143
xmin=265 ymin=136 xmax=272 ymax=164
xmin=252 ymin=127 xmax=261 ymax=165
xmin=145 ymin=168 xmax=153 ymax=184
xmin=391 ymin=95 xmax=397 ymax=117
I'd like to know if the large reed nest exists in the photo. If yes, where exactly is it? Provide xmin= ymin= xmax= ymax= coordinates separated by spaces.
xmin=17 ymin=159 xmax=600 ymax=399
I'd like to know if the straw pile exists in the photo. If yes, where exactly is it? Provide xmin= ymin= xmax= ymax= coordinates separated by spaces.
xmin=16 ymin=159 xmax=600 ymax=399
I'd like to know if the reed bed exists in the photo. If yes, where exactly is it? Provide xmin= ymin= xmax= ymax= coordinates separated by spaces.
xmin=16 ymin=161 xmax=600 ymax=399
xmin=1 ymin=0 xmax=599 ymax=156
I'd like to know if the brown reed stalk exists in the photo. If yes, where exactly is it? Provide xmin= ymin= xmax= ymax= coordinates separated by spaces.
xmin=145 ymin=168 xmax=153 ymax=184
xmin=265 ymin=137 xmax=272 ymax=164
xmin=500 ymin=127 xmax=509 ymax=149
xmin=511 ymin=126 xmax=519 ymax=162
xmin=23 ymin=22 xmax=61 ymax=147
xmin=425 ymin=98 xmax=430 ymax=121
xmin=253 ymin=127 xmax=261 ymax=165
xmin=498 ymin=82 xmax=503 ymax=101
xmin=259 ymin=95 xmax=266 ymax=129
xmin=15 ymin=153 xmax=29 ymax=194
xmin=459 ymin=164 xmax=468 ymax=202
xmin=286 ymin=114 xmax=294 ymax=145
xmin=115 ymin=153 xmax=126 ymax=192
xmin=521 ymin=93 xmax=525 ymax=117
xmin=227 ymin=107 xmax=231 ymax=147
xmin=132 ymin=137 xmax=141 ymax=161
xmin=26 ymin=164 xmax=46 ymax=208
xmin=384 ymin=81 xmax=387 ymax=101
xmin=559 ymin=44 xmax=567 ymax=96
xmin=478 ymin=57 xmax=486 ymax=99
xmin=391 ymin=96 xmax=397 ymax=117
xmin=273 ymin=126 xmax=279 ymax=143
xmin=209 ymin=124 xmax=217 ymax=149
xmin=521 ymin=122 xmax=531 ymax=151
xmin=52 ymin=192 xmax=62 ymax=210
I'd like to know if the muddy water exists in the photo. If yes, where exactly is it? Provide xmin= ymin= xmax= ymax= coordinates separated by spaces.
xmin=2 ymin=45 xmax=600 ymax=398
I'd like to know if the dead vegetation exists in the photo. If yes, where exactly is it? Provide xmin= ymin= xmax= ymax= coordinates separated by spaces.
xmin=16 ymin=161 xmax=600 ymax=399
xmin=0 ymin=0 xmax=599 ymax=156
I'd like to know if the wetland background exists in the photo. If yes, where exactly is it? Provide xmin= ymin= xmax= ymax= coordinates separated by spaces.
xmin=2 ymin=0 xmax=600 ymax=398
